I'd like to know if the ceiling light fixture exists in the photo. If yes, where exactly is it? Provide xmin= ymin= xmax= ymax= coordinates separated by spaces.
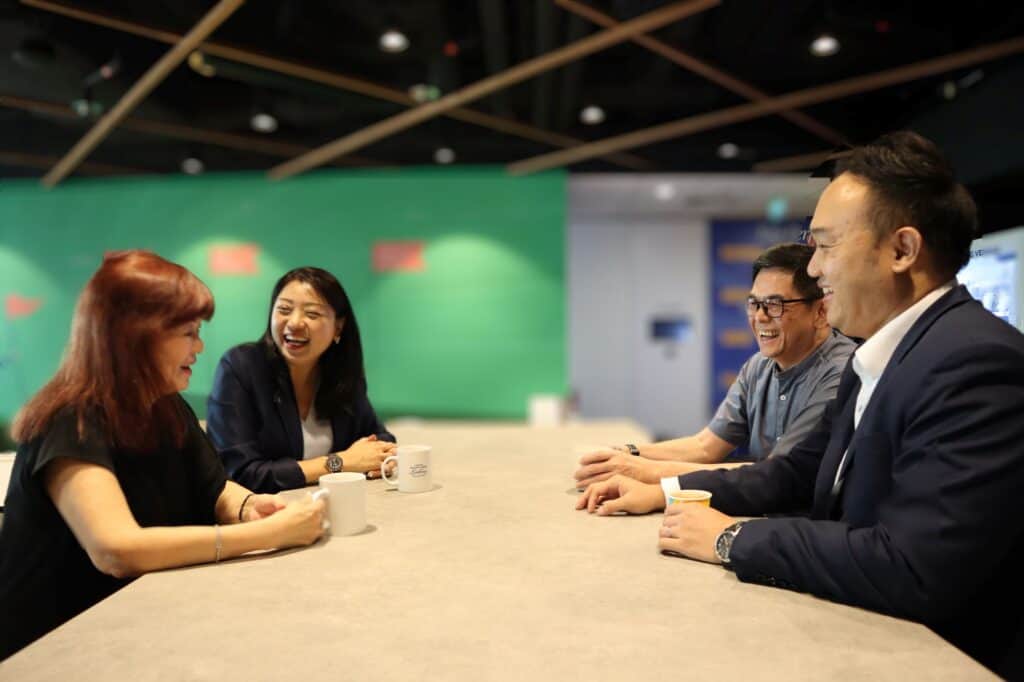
xmin=579 ymin=105 xmax=605 ymax=125
xmin=250 ymin=112 xmax=278 ymax=133
xmin=809 ymin=34 xmax=840 ymax=57
xmin=434 ymin=147 xmax=455 ymax=164
xmin=181 ymin=157 xmax=205 ymax=175
xmin=187 ymin=50 xmax=216 ymax=77
xmin=409 ymin=83 xmax=441 ymax=103
xmin=717 ymin=143 xmax=740 ymax=159
xmin=379 ymin=29 xmax=409 ymax=54
xmin=653 ymin=183 xmax=676 ymax=201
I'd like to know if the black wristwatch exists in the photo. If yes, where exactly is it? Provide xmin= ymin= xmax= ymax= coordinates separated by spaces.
xmin=715 ymin=521 xmax=746 ymax=566
xmin=624 ymin=443 xmax=640 ymax=457
xmin=325 ymin=453 xmax=343 ymax=473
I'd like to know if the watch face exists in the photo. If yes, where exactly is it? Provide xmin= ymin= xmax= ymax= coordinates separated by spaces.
xmin=715 ymin=531 xmax=731 ymax=564
xmin=326 ymin=454 xmax=342 ymax=473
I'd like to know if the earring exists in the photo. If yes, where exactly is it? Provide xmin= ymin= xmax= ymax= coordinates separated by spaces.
xmin=334 ymin=337 xmax=341 ymax=344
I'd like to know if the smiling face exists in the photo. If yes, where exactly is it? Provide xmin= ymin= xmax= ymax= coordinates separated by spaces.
xmin=153 ymin=319 xmax=204 ymax=394
xmin=270 ymin=280 xmax=342 ymax=370
xmin=807 ymin=173 xmax=901 ymax=340
xmin=747 ymin=268 xmax=826 ymax=370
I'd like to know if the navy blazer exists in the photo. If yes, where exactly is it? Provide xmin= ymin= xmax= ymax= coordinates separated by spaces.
xmin=206 ymin=343 xmax=395 ymax=493
xmin=679 ymin=286 xmax=1024 ymax=678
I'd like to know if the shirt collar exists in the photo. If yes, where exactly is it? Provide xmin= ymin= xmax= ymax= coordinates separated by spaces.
xmin=775 ymin=329 xmax=838 ymax=379
xmin=852 ymin=280 xmax=956 ymax=383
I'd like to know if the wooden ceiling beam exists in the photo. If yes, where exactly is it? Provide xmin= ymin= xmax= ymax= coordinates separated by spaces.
xmin=38 ymin=0 xmax=246 ymax=187
xmin=554 ymin=0 xmax=848 ymax=147
xmin=20 ymin=0 xmax=654 ymax=171
xmin=507 ymin=35 xmax=1024 ymax=175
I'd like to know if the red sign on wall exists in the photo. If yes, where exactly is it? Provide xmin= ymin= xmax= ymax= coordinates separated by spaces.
xmin=209 ymin=244 xmax=260 ymax=275
xmin=5 ymin=294 xmax=43 ymax=319
xmin=372 ymin=241 xmax=425 ymax=273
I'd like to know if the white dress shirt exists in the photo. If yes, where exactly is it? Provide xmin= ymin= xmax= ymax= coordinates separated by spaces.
xmin=832 ymin=280 xmax=956 ymax=487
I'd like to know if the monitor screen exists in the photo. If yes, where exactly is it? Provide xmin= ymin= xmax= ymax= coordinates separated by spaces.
xmin=960 ymin=246 xmax=1018 ymax=326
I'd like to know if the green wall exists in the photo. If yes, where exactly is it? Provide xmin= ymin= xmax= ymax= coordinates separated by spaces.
xmin=0 ymin=167 xmax=567 ymax=424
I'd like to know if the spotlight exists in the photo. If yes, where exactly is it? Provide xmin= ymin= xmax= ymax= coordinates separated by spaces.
xmin=188 ymin=51 xmax=216 ymax=77
xmin=579 ymin=105 xmax=605 ymax=125
xmin=250 ymin=112 xmax=278 ymax=133
xmin=181 ymin=157 xmax=205 ymax=175
xmin=409 ymin=83 xmax=441 ymax=103
xmin=653 ymin=183 xmax=676 ymax=201
xmin=809 ymin=34 xmax=840 ymax=57
xmin=380 ymin=29 xmax=409 ymax=54
xmin=434 ymin=147 xmax=455 ymax=164
xmin=717 ymin=143 xmax=740 ymax=160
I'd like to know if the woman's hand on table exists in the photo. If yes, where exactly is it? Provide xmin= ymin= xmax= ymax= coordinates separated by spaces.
xmin=343 ymin=436 xmax=397 ymax=478
xmin=266 ymin=496 xmax=326 ymax=548
xmin=575 ymin=475 xmax=666 ymax=515
xmin=242 ymin=493 xmax=287 ymax=522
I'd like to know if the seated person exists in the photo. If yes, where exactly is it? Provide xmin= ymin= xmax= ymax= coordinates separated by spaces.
xmin=207 ymin=267 xmax=395 ymax=493
xmin=576 ymin=131 xmax=1024 ymax=679
xmin=574 ymin=243 xmax=855 ymax=488
xmin=0 ymin=251 xmax=325 ymax=661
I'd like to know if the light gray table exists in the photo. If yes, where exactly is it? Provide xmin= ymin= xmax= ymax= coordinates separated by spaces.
xmin=1 ymin=420 xmax=994 ymax=680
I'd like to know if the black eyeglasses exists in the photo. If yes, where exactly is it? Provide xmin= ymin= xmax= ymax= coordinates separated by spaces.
xmin=745 ymin=296 xmax=821 ymax=318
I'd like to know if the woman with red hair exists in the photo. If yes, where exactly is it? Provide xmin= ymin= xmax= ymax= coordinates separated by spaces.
xmin=0 ymin=250 xmax=325 ymax=660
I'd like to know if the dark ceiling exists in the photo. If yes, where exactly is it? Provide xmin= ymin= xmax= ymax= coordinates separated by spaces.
xmin=2 ymin=0 xmax=1023 ymax=230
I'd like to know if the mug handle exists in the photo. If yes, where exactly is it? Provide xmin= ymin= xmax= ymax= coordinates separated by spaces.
xmin=310 ymin=488 xmax=330 ymax=530
xmin=381 ymin=455 xmax=398 ymax=485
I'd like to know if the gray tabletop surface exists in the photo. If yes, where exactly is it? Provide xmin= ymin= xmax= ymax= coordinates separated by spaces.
xmin=1 ymin=419 xmax=994 ymax=681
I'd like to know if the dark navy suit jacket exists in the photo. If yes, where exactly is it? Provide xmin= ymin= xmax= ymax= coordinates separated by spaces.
xmin=679 ymin=286 xmax=1024 ymax=678
xmin=206 ymin=343 xmax=395 ymax=493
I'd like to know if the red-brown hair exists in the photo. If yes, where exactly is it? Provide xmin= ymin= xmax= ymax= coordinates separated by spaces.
xmin=13 ymin=250 xmax=214 ymax=450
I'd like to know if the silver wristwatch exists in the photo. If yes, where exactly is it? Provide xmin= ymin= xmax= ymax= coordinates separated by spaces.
xmin=325 ymin=453 xmax=343 ymax=473
xmin=715 ymin=521 xmax=746 ymax=565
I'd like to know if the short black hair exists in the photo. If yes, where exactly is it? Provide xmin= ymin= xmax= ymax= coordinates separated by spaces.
xmin=835 ymin=130 xmax=977 ymax=278
xmin=261 ymin=267 xmax=367 ymax=418
xmin=751 ymin=243 xmax=822 ymax=300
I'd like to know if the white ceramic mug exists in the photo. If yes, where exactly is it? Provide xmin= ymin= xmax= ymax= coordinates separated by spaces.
xmin=381 ymin=445 xmax=432 ymax=493
xmin=316 ymin=472 xmax=366 ymax=536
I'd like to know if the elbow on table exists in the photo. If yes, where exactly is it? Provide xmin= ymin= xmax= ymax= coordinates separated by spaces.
xmin=86 ymin=541 xmax=148 ymax=579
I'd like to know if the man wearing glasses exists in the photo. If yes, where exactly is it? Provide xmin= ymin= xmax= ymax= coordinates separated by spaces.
xmin=574 ymin=243 xmax=855 ymax=489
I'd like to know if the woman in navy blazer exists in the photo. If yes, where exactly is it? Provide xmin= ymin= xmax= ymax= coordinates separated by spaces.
xmin=207 ymin=267 xmax=395 ymax=493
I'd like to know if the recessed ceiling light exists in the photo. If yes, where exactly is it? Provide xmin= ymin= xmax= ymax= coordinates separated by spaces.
xmin=717 ymin=143 xmax=740 ymax=159
xmin=250 ymin=112 xmax=278 ymax=133
xmin=653 ymin=183 xmax=676 ymax=201
xmin=380 ymin=29 xmax=409 ymax=54
xmin=809 ymin=34 xmax=840 ymax=57
xmin=181 ymin=157 xmax=205 ymax=175
xmin=434 ymin=147 xmax=455 ymax=164
xmin=579 ymin=105 xmax=605 ymax=125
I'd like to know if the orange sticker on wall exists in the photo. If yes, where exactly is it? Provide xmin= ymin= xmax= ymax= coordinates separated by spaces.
xmin=210 ymin=244 xmax=260 ymax=275
xmin=718 ymin=328 xmax=754 ymax=349
xmin=5 ymin=294 xmax=42 ymax=319
xmin=717 ymin=244 xmax=764 ymax=263
xmin=718 ymin=286 xmax=750 ymax=305
xmin=373 ymin=241 xmax=425 ymax=272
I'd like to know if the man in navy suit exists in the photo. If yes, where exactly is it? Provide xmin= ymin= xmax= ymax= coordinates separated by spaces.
xmin=577 ymin=131 xmax=1024 ymax=678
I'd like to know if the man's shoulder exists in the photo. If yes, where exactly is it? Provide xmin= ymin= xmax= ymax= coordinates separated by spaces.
xmin=918 ymin=298 xmax=1024 ymax=362
xmin=820 ymin=332 xmax=858 ymax=368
